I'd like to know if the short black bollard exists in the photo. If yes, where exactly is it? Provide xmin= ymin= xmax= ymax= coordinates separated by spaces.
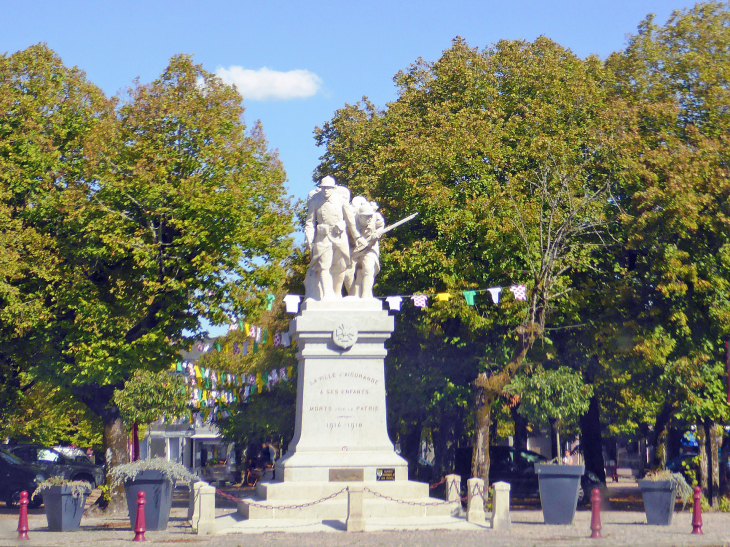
xmin=589 ymin=488 xmax=602 ymax=539
xmin=17 ymin=491 xmax=29 ymax=540
xmin=133 ymin=491 xmax=147 ymax=541
xmin=691 ymin=486 xmax=703 ymax=535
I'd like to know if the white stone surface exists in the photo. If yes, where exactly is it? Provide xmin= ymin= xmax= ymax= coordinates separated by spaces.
xmin=238 ymin=299 xmax=448 ymax=523
xmin=445 ymin=474 xmax=463 ymax=517
xmin=275 ymin=300 xmax=406 ymax=482
xmin=346 ymin=486 xmax=365 ymax=532
xmin=445 ymin=474 xmax=461 ymax=502
xmin=466 ymin=478 xmax=486 ymax=523
xmin=194 ymin=484 xmax=216 ymax=535
xmin=491 ymin=481 xmax=511 ymax=531
xmin=216 ymin=514 xmax=489 ymax=534
xmin=189 ymin=481 xmax=207 ymax=522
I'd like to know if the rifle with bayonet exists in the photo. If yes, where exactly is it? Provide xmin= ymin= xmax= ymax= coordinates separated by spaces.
xmin=353 ymin=212 xmax=418 ymax=253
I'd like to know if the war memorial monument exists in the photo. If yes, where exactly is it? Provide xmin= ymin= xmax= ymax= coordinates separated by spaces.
xmin=237 ymin=176 xmax=452 ymax=523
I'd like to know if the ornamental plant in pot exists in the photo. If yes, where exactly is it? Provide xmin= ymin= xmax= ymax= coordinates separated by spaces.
xmin=506 ymin=366 xmax=593 ymax=525
xmin=110 ymin=458 xmax=196 ymax=531
xmin=32 ymin=477 xmax=92 ymax=531
xmin=638 ymin=470 xmax=692 ymax=525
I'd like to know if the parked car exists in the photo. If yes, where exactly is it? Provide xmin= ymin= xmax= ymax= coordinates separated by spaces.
xmin=1 ymin=445 xmax=105 ymax=487
xmin=665 ymin=450 xmax=730 ymax=485
xmin=456 ymin=445 xmax=604 ymax=505
xmin=54 ymin=445 xmax=93 ymax=463
xmin=665 ymin=451 xmax=698 ymax=479
xmin=0 ymin=448 xmax=46 ymax=508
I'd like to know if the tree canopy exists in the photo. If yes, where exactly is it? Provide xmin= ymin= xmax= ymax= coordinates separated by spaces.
xmin=314 ymin=34 xmax=636 ymax=483
xmin=113 ymin=370 xmax=189 ymax=427
xmin=0 ymin=46 xmax=295 ymax=506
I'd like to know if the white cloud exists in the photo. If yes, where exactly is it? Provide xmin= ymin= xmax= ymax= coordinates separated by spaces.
xmin=215 ymin=65 xmax=322 ymax=101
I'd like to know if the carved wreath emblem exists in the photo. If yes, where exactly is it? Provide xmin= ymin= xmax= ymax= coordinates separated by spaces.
xmin=332 ymin=322 xmax=358 ymax=349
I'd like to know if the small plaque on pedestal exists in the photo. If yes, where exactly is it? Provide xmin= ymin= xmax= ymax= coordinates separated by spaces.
xmin=376 ymin=468 xmax=396 ymax=481
xmin=329 ymin=468 xmax=364 ymax=482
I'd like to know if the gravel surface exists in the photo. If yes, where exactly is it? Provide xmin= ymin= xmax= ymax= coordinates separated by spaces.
xmin=1 ymin=505 xmax=730 ymax=546
xmin=0 ymin=481 xmax=728 ymax=546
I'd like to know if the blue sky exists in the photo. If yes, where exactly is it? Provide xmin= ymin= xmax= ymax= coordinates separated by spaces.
xmin=2 ymin=1 xmax=681 ymax=335
xmin=3 ymin=0 xmax=680 ymax=204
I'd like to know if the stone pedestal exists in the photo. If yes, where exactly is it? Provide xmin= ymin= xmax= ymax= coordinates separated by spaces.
xmin=490 ymin=481 xmax=511 ymax=531
xmin=239 ymin=298 xmax=453 ymax=521
xmin=194 ymin=484 xmax=216 ymax=535
xmin=466 ymin=478 xmax=486 ymax=523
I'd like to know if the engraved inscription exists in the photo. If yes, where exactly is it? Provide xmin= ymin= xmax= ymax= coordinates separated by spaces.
xmin=329 ymin=468 xmax=364 ymax=482
xmin=309 ymin=371 xmax=378 ymax=386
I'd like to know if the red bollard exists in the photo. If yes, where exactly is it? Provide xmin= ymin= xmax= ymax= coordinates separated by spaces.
xmin=133 ymin=491 xmax=147 ymax=542
xmin=17 ymin=490 xmax=29 ymax=540
xmin=589 ymin=488 xmax=603 ymax=539
xmin=691 ymin=486 xmax=703 ymax=535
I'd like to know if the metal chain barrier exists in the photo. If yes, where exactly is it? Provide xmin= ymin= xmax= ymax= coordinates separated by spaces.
xmin=429 ymin=477 xmax=446 ymax=489
xmin=443 ymin=478 xmax=465 ymax=501
xmin=216 ymin=487 xmax=347 ymax=510
xmin=363 ymin=487 xmax=460 ymax=506
xmin=473 ymin=483 xmax=488 ymax=503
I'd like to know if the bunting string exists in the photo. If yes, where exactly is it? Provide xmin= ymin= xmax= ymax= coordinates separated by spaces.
xmin=278 ymin=283 xmax=528 ymax=314
xmin=170 ymin=359 xmax=294 ymax=423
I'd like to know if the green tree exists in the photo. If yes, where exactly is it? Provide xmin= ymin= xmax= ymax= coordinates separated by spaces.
xmin=0 ymin=44 xmax=115 ymax=428
xmin=606 ymin=1 xmax=730 ymax=504
xmin=506 ymin=365 xmax=593 ymax=458
xmin=113 ymin=370 xmax=189 ymax=460
xmin=0 ymin=47 xmax=295 ymax=509
xmin=0 ymin=380 xmax=103 ymax=448
xmin=314 ymin=37 xmax=633 ymax=486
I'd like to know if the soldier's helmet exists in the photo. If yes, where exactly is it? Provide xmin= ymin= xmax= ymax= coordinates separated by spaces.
xmin=357 ymin=202 xmax=374 ymax=218
xmin=320 ymin=176 xmax=336 ymax=188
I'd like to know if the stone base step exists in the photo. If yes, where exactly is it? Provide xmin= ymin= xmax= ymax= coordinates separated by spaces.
xmin=238 ymin=495 xmax=460 ymax=520
xmin=255 ymin=479 xmax=429 ymax=501
xmin=215 ymin=514 xmax=486 ymax=534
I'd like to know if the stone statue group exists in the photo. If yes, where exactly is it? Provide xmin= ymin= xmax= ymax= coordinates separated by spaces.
xmin=304 ymin=176 xmax=385 ymax=300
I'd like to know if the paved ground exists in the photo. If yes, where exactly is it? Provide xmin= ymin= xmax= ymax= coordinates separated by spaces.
xmin=0 ymin=479 xmax=728 ymax=546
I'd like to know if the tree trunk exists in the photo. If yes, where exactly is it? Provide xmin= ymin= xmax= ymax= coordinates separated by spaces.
xmin=720 ymin=434 xmax=730 ymax=496
xmin=132 ymin=422 xmax=140 ymax=462
xmin=489 ymin=410 xmax=499 ymax=445
xmin=70 ymin=384 xmax=128 ymax=512
xmin=697 ymin=422 xmax=709 ymax=500
xmin=511 ymin=404 xmax=529 ymax=450
xmin=579 ymin=394 xmax=606 ymax=482
xmin=103 ymin=414 xmax=129 ymax=513
xmin=471 ymin=384 xmax=493 ymax=488
xmin=470 ymin=319 xmax=540 ymax=489
xmin=650 ymin=401 xmax=674 ymax=469
xmin=710 ymin=422 xmax=721 ymax=507
xmin=549 ymin=417 xmax=560 ymax=461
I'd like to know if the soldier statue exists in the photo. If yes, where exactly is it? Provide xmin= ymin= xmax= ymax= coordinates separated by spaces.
xmin=304 ymin=176 xmax=362 ymax=299
xmin=344 ymin=197 xmax=385 ymax=299
xmin=304 ymin=176 xmax=416 ymax=301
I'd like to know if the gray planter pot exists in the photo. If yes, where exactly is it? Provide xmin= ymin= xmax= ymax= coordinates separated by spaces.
xmin=638 ymin=480 xmax=676 ymax=525
xmin=535 ymin=464 xmax=584 ymax=525
xmin=124 ymin=470 xmax=175 ymax=531
xmin=43 ymin=485 xmax=89 ymax=531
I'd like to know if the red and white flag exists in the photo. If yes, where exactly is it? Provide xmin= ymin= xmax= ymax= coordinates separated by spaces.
xmin=510 ymin=285 xmax=527 ymax=301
